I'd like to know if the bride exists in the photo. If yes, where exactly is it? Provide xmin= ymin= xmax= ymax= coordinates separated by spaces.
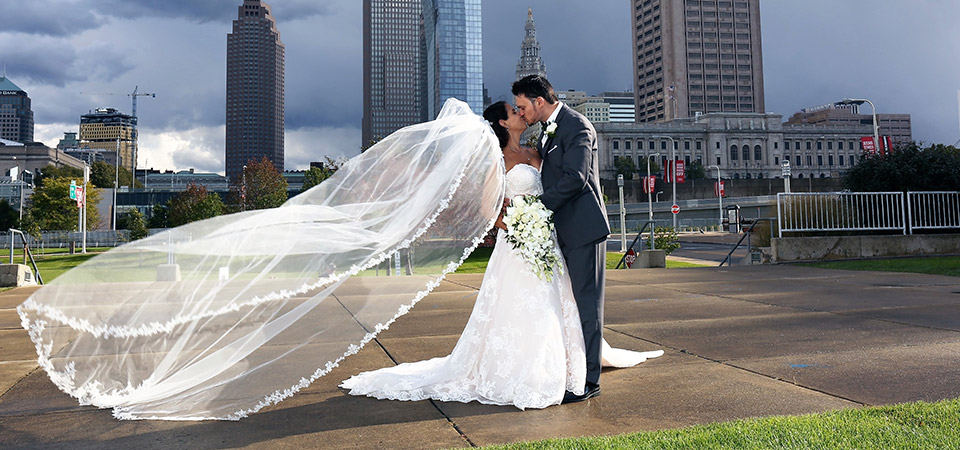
xmin=340 ymin=101 xmax=662 ymax=409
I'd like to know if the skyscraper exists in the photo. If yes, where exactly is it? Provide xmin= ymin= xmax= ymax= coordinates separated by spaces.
xmin=424 ymin=0 xmax=483 ymax=117
xmin=363 ymin=0 xmax=427 ymax=146
xmin=226 ymin=0 xmax=285 ymax=182
xmin=363 ymin=0 xmax=483 ymax=146
xmin=515 ymin=8 xmax=547 ymax=81
xmin=631 ymin=0 xmax=765 ymax=122
xmin=79 ymin=108 xmax=135 ymax=171
xmin=0 ymin=75 xmax=34 ymax=145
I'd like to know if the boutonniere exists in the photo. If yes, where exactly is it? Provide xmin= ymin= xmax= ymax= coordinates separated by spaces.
xmin=545 ymin=122 xmax=558 ymax=138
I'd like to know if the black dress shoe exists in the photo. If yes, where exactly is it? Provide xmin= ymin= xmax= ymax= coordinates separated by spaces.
xmin=561 ymin=384 xmax=600 ymax=404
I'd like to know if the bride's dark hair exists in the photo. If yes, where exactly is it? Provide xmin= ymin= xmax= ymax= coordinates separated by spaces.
xmin=483 ymin=101 xmax=509 ymax=149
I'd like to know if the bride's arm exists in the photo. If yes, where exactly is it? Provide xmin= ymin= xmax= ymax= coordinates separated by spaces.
xmin=494 ymin=198 xmax=508 ymax=230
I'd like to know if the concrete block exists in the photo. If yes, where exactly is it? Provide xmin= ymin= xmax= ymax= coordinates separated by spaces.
xmin=636 ymin=250 xmax=666 ymax=268
xmin=0 ymin=264 xmax=36 ymax=287
xmin=156 ymin=264 xmax=182 ymax=282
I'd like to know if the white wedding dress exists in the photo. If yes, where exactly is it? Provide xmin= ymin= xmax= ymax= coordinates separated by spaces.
xmin=341 ymin=164 xmax=663 ymax=409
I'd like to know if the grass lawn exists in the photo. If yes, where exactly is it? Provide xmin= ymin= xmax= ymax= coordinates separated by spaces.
xmin=33 ymin=253 xmax=99 ymax=283
xmin=803 ymin=256 xmax=960 ymax=277
xmin=481 ymin=398 xmax=960 ymax=450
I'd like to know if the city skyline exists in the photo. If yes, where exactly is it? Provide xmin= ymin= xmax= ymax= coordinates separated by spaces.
xmin=0 ymin=0 xmax=958 ymax=175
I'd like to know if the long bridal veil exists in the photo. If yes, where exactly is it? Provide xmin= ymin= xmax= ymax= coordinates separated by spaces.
xmin=17 ymin=99 xmax=505 ymax=420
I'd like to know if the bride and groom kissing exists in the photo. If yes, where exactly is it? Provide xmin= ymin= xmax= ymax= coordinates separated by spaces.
xmin=341 ymin=75 xmax=663 ymax=409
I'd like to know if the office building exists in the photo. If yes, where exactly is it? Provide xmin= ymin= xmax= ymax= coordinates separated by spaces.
xmin=603 ymin=91 xmax=637 ymax=123
xmin=515 ymin=8 xmax=547 ymax=80
xmin=0 ymin=76 xmax=34 ymax=144
xmin=786 ymin=103 xmax=913 ymax=145
xmin=631 ymin=0 xmax=765 ymax=122
xmin=363 ymin=0 xmax=427 ymax=145
xmin=79 ymin=108 xmax=135 ymax=171
xmin=226 ymin=0 xmax=285 ymax=182
xmin=424 ymin=0 xmax=483 ymax=116
xmin=597 ymin=112 xmax=874 ymax=180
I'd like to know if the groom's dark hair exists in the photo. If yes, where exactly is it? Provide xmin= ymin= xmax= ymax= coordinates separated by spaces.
xmin=512 ymin=75 xmax=558 ymax=104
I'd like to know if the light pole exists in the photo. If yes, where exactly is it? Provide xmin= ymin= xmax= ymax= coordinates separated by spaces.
xmin=781 ymin=160 xmax=792 ymax=193
xmin=617 ymin=174 xmax=626 ymax=253
xmin=656 ymin=190 xmax=663 ymax=203
xmin=838 ymin=98 xmax=880 ymax=155
xmin=12 ymin=156 xmax=22 ymax=222
xmin=241 ymin=165 xmax=247 ymax=212
xmin=113 ymin=137 xmax=119 ymax=231
xmin=646 ymin=152 xmax=661 ymax=222
xmin=708 ymin=165 xmax=722 ymax=227
xmin=652 ymin=135 xmax=677 ymax=229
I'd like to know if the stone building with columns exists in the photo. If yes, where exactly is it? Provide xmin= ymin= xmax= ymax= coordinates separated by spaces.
xmin=596 ymin=112 xmax=873 ymax=181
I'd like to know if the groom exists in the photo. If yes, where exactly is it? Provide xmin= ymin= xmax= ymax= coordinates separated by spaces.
xmin=512 ymin=75 xmax=610 ymax=403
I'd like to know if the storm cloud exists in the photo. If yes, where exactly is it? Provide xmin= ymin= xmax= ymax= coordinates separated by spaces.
xmin=5 ymin=0 xmax=960 ymax=175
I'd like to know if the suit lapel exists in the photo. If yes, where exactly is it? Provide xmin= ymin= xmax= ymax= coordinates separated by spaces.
xmin=541 ymin=105 xmax=567 ymax=159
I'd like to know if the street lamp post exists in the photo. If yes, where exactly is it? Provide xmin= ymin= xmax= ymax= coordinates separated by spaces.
xmin=617 ymin=174 xmax=626 ymax=253
xmin=113 ymin=137 xmax=119 ymax=231
xmin=838 ymin=98 xmax=880 ymax=155
xmin=708 ymin=165 xmax=722 ymax=227
xmin=656 ymin=190 xmax=663 ymax=203
xmin=646 ymin=152 xmax=661 ymax=222
xmin=241 ymin=165 xmax=247 ymax=212
xmin=652 ymin=135 xmax=677 ymax=229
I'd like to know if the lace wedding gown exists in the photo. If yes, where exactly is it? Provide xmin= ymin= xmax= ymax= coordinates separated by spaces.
xmin=341 ymin=164 xmax=662 ymax=409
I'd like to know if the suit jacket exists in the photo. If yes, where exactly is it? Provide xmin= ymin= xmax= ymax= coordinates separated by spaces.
xmin=538 ymin=104 xmax=611 ymax=249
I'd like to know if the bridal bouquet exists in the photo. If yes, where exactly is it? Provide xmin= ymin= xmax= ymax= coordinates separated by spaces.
xmin=502 ymin=195 xmax=563 ymax=281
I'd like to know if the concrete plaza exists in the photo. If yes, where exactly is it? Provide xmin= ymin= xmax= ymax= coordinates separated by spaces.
xmin=1 ymin=264 xmax=959 ymax=449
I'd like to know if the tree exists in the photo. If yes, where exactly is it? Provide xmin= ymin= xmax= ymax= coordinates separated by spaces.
xmin=34 ymin=165 xmax=82 ymax=187
xmin=0 ymin=199 xmax=18 ymax=230
xmin=90 ymin=161 xmax=138 ymax=189
xmin=300 ymin=157 xmax=343 ymax=193
xmin=843 ymin=143 xmax=960 ymax=192
xmin=231 ymin=157 xmax=288 ymax=211
xmin=168 ymin=183 xmax=224 ymax=227
xmin=28 ymin=177 xmax=101 ymax=231
xmin=147 ymin=203 xmax=169 ymax=229
xmin=120 ymin=209 xmax=149 ymax=240
xmin=638 ymin=156 xmax=660 ymax=176
xmin=614 ymin=156 xmax=638 ymax=179
xmin=686 ymin=160 xmax=706 ymax=180
xmin=360 ymin=137 xmax=382 ymax=153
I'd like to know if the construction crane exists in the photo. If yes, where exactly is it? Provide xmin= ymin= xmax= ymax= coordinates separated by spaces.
xmin=79 ymin=86 xmax=156 ymax=179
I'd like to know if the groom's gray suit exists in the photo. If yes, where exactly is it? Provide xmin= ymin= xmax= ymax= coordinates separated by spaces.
xmin=538 ymin=103 xmax=610 ymax=387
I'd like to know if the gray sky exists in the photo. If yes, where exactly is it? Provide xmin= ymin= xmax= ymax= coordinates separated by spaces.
xmin=1 ymin=0 xmax=957 ymax=174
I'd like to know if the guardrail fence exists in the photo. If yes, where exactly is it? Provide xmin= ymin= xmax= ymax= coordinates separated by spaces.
xmin=778 ymin=191 xmax=960 ymax=237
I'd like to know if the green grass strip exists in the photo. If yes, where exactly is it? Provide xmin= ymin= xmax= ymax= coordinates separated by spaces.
xmin=480 ymin=398 xmax=960 ymax=450
xmin=803 ymin=256 xmax=960 ymax=277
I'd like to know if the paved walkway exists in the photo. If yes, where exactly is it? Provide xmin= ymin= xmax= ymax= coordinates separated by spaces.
xmin=2 ymin=265 xmax=959 ymax=449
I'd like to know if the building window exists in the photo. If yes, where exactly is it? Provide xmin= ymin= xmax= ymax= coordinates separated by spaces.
xmin=754 ymin=145 xmax=762 ymax=161
xmin=839 ymin=141 xmax=845 ymax=150
xmin=796 ymin=155 xmax=801 ymax=166
xmin=795 ymin=141 xmax=800 ymax=150
xmin=661 ymin=141 xmax=667 ymax=150
xmin=828 ymin=155 xmax=834 ymax=166
xmin=742 ymin=145 xmax=750 ymax=160
xmin=775 ymin=156 xmax=779 ymax=165
xmin=613 ymin=141 xmax=619 ymax=150
xmin=806 ymin=141 xmax=812 ymax=150
xmin=817 ymin=141 xmax=823 ymax=150
xmin=817 ymin=155 xmax=823 ymax=166
xmin=839 ymin=155 xmax=845 ymax=166
xmin=730 ymin=145 xmax=738 ymax=160
xmin=807 ymin=155 xmax=813 ymax=166
xmin=696 ymin=141 xmax=702 ymax=150
xmin=625 ymin=140 xmax=632 ymax=150
xmin=684 ymin=141 xmax=691 ymax=150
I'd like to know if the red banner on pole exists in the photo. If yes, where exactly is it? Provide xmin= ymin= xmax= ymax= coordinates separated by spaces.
xmin=861 ymin=136 xmax=877 ymax=154
xmin=714 ymin=181 xmax=725 ymax=197
xmin=643 ymin=176 xmax=656 ymax=194
xmin=665 ymin=160 xmax=685 ymax=183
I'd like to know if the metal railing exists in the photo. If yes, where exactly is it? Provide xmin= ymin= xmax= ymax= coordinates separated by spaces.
xmin=777 ymin=192 xmax=907 ymax=237
xmin=615 ymin=221 xmax=656 ymax=269
xmin=720 ymin=218 xmax=775 ymax=267
xmin=8 ymin=229 xmax=43 ymax=285
xmin=908 ymin=192 xmax=960 ymax=231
